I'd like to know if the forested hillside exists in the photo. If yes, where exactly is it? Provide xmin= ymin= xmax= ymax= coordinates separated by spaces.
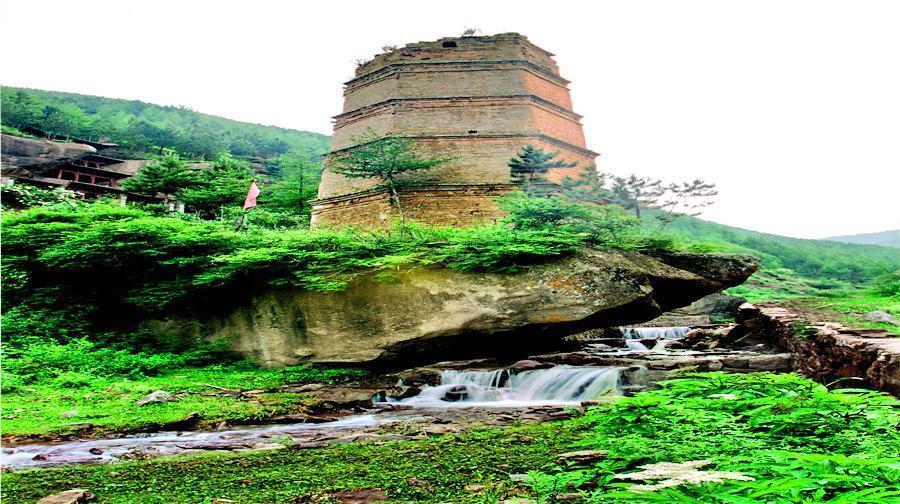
xmin=648 ymin=212 xmax=900 ymax=306
xmin=0 ymin=87 xmax=330 ymax=159
xmin=825 ymin=229 xmax=900 ymax=248
xmin=662 ymin=214 xmax=899 ymax=283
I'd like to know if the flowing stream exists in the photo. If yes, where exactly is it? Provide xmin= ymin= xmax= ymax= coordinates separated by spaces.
xmin=1 ymin=365 xmax=622 ymax=470
xmin=1 ymin=414 xmax=386 ymax=470
xmin=2 ymin=329 xmax=701 ymax=470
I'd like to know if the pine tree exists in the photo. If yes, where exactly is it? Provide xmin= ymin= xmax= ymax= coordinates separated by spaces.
xmin=176 ymin=153 xmax=255 ymax=216
xmin=610 ymin=175 xmax=665 ymax=219
xmin=329 ymin=134 xmax=449 ymax=222
xmin=123 ymin=154 xmax=198 ymax=196
xmin=508 ymin=145 xmax=577 ymax=184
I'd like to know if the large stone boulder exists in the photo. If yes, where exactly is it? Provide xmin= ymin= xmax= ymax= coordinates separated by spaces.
xmin=147 ymin=249 xmax=756 ymax=367
xmin=1 ymin=134 xmax=96 ymax=176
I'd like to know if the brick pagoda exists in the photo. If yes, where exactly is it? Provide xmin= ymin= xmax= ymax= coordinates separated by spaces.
xmin=310 ymin=33 xmax=598 ymax=228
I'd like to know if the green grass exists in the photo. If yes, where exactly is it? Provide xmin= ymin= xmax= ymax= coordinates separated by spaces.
xmin=3 ymin=373 xmax=897 ymax=503
xmin=795 ymin=293 xmax=900 ymax=335
xmin=1 ymin=364 xmax=365 ymax=438
xmin=2 ymin=422 xmax=577 ymax=503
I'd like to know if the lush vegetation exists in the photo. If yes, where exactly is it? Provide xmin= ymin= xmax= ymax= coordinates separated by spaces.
xmin=1 ymin=362 xmax=364 ymax=438
xmin=1 ymin=195 xmax=668 ymax=318
xmin=524 ymin=372 xmax=899 ymax=502
xmin=0 ymin=87 xmax=330 ymax=159
xmin=662 ymin=212 xmax=900 ymax=286
xmin=3 ymin=373 xmax=897 ymax=502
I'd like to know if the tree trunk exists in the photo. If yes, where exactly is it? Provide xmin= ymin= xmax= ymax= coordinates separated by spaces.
xmin=387 ymin=177 xmax=404 ymax=223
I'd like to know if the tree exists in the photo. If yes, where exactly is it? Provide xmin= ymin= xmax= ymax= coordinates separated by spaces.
xmin=610 ymin=175 xmax=717 ymax=226
xmin=3 ymin=91 xmax=41 ymax=128
xmin=177 ymin=153 xmax=255 ymax=216
xmin=655 ymin=179 xmax=718 ymax=229
xmin=263 ymin=149 xmax=321 ymax=215
xmin=609 ymin=175 xmax=665 ymax=219
xmin=123 ymin=154 xmax=198 ymax=196
xmin=329 ymin=134 xmax=449 ymax=222
xmin=559 ymin=168 xmax=611 ymax=203
xmin=508 ymin=145 xmax=577 ymax=185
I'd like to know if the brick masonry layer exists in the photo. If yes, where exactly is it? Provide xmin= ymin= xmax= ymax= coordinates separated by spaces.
xmin=310 ymin=184 xmax=516 ymax=229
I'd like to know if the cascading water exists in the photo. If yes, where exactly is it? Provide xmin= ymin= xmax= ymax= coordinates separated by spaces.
xmin=614 ymin=327 xmax=691 ymax=353
xmin=625 ymin=340 xmax=650 ymax=352
xmin=397 ymin=366 xmax=621 ymax=407
xmin=620 ymin=327 xmax=690 ymax=340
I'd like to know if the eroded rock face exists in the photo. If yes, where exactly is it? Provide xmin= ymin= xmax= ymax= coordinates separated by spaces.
xmin=147 ymin=249 xmax=756 ymax=367
xmin=1 ymin=134 xmax=96 ymax=175
xmin=738 ymin=303 xmax=900 ymax=395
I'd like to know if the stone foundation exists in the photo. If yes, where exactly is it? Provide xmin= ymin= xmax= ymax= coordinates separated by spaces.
xmin=310 ymin=183 xmax=514 ymax=228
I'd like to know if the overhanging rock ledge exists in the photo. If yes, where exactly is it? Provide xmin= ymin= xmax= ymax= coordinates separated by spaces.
xmin=147 ymin=249 xmax=757 ymax=367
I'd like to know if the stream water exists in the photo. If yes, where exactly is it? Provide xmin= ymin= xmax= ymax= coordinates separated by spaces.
xmin=2 ymin=327 xmax=692 ymax=470
xmin=620 ymin=326 xmax=690 ymax=340
xmin=395 ymin=366 xmax=621 ymax=407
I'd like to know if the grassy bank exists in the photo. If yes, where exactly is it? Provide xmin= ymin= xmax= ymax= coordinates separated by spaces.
xmin=1 ymin=363 xmax=364 ymax=439
xmin=4 ymin=373 xmax=897 ymax=503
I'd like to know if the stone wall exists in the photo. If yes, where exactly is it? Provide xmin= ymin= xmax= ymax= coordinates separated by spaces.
xmin=310 ymin=184 xmax=514 ymax=229
xmin=738 ymin=303 xmax=900 ymax=395
xmin=343 ymin=65 xmax=572 ymax=112
xmin=317 ymin=135 xmax=595 ymax=199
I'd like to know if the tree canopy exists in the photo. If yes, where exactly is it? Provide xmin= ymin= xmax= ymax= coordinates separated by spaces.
xmin=0 ymin=87 xmax=330 ymax=160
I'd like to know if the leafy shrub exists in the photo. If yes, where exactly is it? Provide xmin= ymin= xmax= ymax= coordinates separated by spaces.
xmin=0 ymin=183 xmax=74 ymax=209
xmin=524 ymin=372 xmax=900 ymax=501
xmin=869 ymin=271 xmax=900 ymax=297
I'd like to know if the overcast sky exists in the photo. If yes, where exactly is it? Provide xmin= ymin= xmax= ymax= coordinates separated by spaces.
xmin=4 ymin=0 xmax=898 ymax=239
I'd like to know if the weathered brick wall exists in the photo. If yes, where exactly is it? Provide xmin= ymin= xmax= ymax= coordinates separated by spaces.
xmin=317 ymin=135 xmax=596 ymax=199
xmin=333 ymin=97 xmax=585 ymax=150
xmin=343 ymin=65 xmax=570 ymax=113
xmin=310 ymin=185 xmax=515 ymax=229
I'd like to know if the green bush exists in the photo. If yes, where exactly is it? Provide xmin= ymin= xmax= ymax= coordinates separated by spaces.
xmin=524 ymin=372 xmax=900 ymax=502
xmin=0 ymin=183 xmax=74 ymax=209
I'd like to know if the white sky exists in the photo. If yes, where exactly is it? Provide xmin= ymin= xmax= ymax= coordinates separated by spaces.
xmin=3 ymin=0 xmax=899 ymax=239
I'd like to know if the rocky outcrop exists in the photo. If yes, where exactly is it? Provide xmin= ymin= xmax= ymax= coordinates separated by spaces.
xmin=147 ymin=249 xmax=756 ymax=367
xmin=1 ymin=134 xmax=96 ymax=176
xmin=738 ymin=303 xmax=900 ymax=394
xmin=638 ymin=292 xmax=746 ymax=327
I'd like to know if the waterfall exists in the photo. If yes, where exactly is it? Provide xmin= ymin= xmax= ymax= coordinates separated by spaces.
xmin=620 ymin=327 xmax=690 ymax=340
xmin=398 ymin=366 xmax=620 ymax=407
xmin=625 ymin=340 xmax=650 ymax=352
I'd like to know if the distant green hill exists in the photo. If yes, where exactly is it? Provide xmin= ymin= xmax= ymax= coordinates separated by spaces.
xmin=0 ymin=86 xmax=330 ymax=159
xmin=824 ymin=230 xmax=900 ymax=248
xmin=655 ymin=213 xmax=900 ymax=299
